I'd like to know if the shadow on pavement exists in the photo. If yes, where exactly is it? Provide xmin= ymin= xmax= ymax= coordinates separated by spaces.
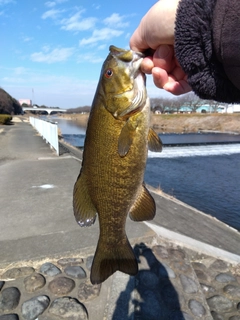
xmin=112 ymin=243 xmax=185 ymax=320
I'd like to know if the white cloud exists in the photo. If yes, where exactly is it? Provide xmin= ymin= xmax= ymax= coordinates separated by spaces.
xmin=22 ymin=36 xmax=33 ymax=42
xmin=103 ymin=13 xmax=129 ymax=28
xmin=77 ymin=53 xmax=103 ymax=64
xmin=61 ymin=11 xmax=97 ymax=31
xmin=31 ymin=47 xmax=74 ymax=63
xmin=80 ymin=28 xmax=123 ymax=46
xmin=41 ymin=9 xmax=64 ymax=20
xmin=45 ymin=1 xmax=56 ymax=8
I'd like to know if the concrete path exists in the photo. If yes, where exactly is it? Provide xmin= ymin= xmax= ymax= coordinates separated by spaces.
xmin=0 ymin=116 xmax=240 ymax=320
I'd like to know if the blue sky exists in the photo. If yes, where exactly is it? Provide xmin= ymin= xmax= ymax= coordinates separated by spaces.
xmin=0 ymin=0 xmax=173 ymax=108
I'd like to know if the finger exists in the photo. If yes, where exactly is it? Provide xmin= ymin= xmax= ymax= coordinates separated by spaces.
xmin=163 ymin=79 xmax=192 ymax=95
xmin=152 ymin=67 xmax=169 ymax=89
xmin=152 ymin=45 xmax=175 ymax=72
xmin=141 ymin=57 xmax=154 ymax=74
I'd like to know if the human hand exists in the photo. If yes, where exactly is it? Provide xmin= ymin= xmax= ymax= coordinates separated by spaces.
xmin=130 ymin=0 xmax=191 ymax=95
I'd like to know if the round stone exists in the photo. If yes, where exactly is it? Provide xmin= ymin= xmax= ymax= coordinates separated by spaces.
xmin=48 ymin=297 xmax=88 ymax=319
xmin=173 ymin=260 xmax=191 ymax=272
xmin=0 ymin=315 xmax=19 ymax=320
xmin=159 ymin=262 xmax=176 ymax=279
xmin=0 ymin=287 xmax=20 ymax=312
xmin=138 ymin=270 xmax=159 ymax=289
xmin=86 ymin=256 xmax=93 ymax=271
xmin=180 ymin=274 xmax=198 ymax=294
xmin=237 ymin=302 xmax=240 ymax=310
xmin=21 ymin=295 xmax=50 ymax=320
xmin=153 ymin=245 xmax=169 ymax=259
xmin=192 ymin=262 xmax=207 ymax=271
xmin=188 ymin=299 xmax=206 ymax=317
xmin=64 ymin=266 xmax=86 ymax=279
xmin=39 ymin=262 xmax=61 ymax=277
xmin=58 ymin=258 xmax=83 ymax=267
xmin=194 ymin=269 xmax=208 ymax=281
xmin=48 ymin=277 xmax=75 ymax=295
xmin=211 ymin=311 xmax=224 ymax=320
xmin=229 ymin=316 xmax=240 ymax=320
xmin=223 ymin=284 xmax=240 ymax=298
xmin=215 ymin=273 xmax=236 ymax=283
xmin=182 ymin=312 xmax=194 ymax=320
xmin=168 ymin=248 xmax=185 ymax=260
xmin=78 ymin=281 xmax=101 ymax=302
xmin=24 ymin=273 xmax=46 ymax=293
xmin=210 ymin=259 xmax=229 ymax=271
xmin=2 ymin=267 xmax=34 ymax=280
xmin=207 ymin=295 xmax=233 ymax=312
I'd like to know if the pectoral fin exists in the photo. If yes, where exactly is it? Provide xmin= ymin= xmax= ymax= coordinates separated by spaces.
xmin=148 ymin=128 xmax=162 ymax=152
xmin=118 ymin=120 xmax=138 ymax=157
xmin=129 ymin=184 xmax=156 ymax=221
xmin=73 ymin=171 xmax=97 ymax=227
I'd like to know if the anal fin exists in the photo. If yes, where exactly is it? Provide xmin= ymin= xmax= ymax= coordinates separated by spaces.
xmin=73 ymin=171 xmax=97 ymax=227
xmin=129 ymin=184 xmax=156 ymax=221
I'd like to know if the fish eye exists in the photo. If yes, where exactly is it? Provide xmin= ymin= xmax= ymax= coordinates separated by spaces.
xmin=104 ymin=68 xmax=113 ymax=78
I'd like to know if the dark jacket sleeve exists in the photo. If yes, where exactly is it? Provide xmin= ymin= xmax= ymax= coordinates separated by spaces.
xmin=175 ymin=0 xmax=240 ymax=103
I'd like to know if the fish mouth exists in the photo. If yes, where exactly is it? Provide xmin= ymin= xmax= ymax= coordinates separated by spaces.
xmin=119 ymin=51 xmax=146 ymax=118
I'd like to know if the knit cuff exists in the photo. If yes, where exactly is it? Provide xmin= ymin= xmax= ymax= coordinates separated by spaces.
xmin=175 ymin=0 xmax=240 ymax=103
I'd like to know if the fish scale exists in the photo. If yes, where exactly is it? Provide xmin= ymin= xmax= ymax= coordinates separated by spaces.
xmin=73 ymin=45 xmax=162 ymax=284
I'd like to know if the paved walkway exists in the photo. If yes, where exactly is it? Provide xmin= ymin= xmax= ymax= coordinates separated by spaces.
xmin=0 ymin=116 xmax=240 ymax=320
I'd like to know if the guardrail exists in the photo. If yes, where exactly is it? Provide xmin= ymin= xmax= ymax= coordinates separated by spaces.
xmin=30 ymin=117 xmax=59 ymax=155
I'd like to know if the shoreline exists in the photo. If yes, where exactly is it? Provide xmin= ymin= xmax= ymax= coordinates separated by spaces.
xmin=59 ymin=112 xmax=240 ymax=134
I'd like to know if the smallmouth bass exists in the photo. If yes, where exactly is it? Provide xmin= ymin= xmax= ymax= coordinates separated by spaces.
xmin=73 ymin=45 xmax=162 ymax=284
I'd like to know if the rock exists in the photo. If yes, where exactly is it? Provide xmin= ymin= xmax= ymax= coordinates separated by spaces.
xmin=182 ymin=312 xmax=194 ymax=320
xmin=209 ymin=259 xmax=229 ymax=271
xmin=39 ymin=262 xmax=61 ymax=276
xmin=0 ymin=315 xmax=19 ymax=320
xmin=229 ymin=316 xmax=240 ymax=320
xmin=86 ymin=256 xmax=93 ymax=271
xmin=58 ymin=258 xmax=83 ymax=267
xmin=21 ymin=295 xmax=50 ymax=320
xmin=78 ymin=281 xmax=101 ymax=302
xmin=215 ymin=273 xmax=236 ymax=283
xmin=192 ymin=262 xmax=207 ymax=271
xmin=0 ymin=287 xmax=20 ymax=312
xmin=188 ymin=299 xmax=206 ymax=317
xmin=64 ymin=266 xmax=86 ymax=279
xmin=223 ymin=284 xmax=240 ymax=298
xmin=168 ymin=248 xmax=185 ymax=260
xmin=173 ymin=260 xmax=191 ymax=273
xmin=211 ymin=311 xmax=224 ymax=320
xmin=207 ymin=295 xmax=233 ymax=313
xmin=153 ymin=245 xmax=169 ymax=259
xmin=48 ymin=277 xmax=75 ymax=295
xmin=48 ymin=297 xmax=88 ymax=319
xmin=2 ymin=267 xmax=34 ymax=280
xmin=180 ymin=274 xmax=198 ymax=294
xmin=24 ymin=273 xmax=46 ymax=293
xmin=195 ymin=269 xmax=208 ymax=281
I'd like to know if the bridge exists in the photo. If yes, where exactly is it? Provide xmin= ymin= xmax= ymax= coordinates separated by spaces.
xmin=22 ymin=107 xmax=67 ymax=115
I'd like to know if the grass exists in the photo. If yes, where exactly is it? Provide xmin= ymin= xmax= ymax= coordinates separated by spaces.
xmin=0 ymin=114 xmax=12 ymax=125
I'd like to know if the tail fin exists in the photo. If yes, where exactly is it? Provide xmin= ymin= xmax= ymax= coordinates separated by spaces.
xmin=90 ymin=236 xmax=138 ymax=284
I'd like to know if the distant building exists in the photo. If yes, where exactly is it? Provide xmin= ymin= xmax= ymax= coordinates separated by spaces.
xmin=19 ymin=99 xmax=32 ymax=106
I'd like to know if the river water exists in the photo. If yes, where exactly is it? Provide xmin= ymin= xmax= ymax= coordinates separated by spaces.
xmin=53 ymin=117 xmax=240 ymax=231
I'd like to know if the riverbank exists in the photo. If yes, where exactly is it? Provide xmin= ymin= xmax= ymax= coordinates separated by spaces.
xmin=59 ymin=112 xmax=240 ymax=134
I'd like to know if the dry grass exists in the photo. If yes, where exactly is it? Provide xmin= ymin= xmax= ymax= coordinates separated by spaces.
xmin=61 ymin=112 xmax=240 ymax=134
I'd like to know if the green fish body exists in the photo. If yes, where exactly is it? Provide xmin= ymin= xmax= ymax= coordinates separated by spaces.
xmin=73 ymin=46 xmax=162 ymax=284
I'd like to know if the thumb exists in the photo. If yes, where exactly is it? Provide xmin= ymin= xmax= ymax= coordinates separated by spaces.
xmin=153 ymin=45 xmax=174 ymax=72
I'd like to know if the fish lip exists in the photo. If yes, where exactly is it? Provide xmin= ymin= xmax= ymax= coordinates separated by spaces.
xmin=132 ymin=51 xmax=145 ymax=79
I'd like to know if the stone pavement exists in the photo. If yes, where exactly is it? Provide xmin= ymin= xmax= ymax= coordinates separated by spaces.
xmin=0 ymin=116 xmax=240 ymax=320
